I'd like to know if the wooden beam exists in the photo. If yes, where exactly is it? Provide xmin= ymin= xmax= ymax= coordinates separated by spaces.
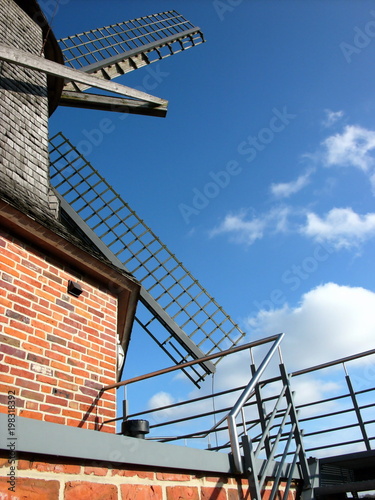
xmin=0 ymin=43 xmax=167 ymax=105
xmin=59 ymin=90 xmax=167 ymax=117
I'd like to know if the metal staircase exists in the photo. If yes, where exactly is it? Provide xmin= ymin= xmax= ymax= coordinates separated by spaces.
xmin=106 ymin=339 xmax=375 ymax=500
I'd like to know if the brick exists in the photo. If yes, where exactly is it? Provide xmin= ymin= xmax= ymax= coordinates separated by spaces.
xmin=56 ymin=298 xmax=74 ymax=311
xmin=45 ymin=350 xmax=66 ymax=363
xmin=121 ymin=484 xmax=162 ymax=500
xmin=45 ymin=395 xmax=69 ymax=407
xmin=28 ymin=335 xmax=49 ymax=349
xmin=0 ymin=333 xmax=20 ymax=347
xmin=55 ymin=370 xmax=74 ymax=382
xmin=26 ymin=401 xmax=39 ymax=410
xmin=8 ymin=319 xmax=33 ymax=334
xmin=6 ymin=308 xmax=30 ymax=323
xmin=79 ymin=386 xmax=98 ymax=397
xmin=84 ymin=466 xmax=108 ymax=476
xmin=7 ymin=294 xmax=31 ymax=308
xmin=201 ymin=487 xmax=228 ymax=500
xmin=27 ymin=353 xmax=50 ymax=366
xmin=32 ymin=319 xmax=53 ymax=333
xmin=36 ymin=374 xmax=55 ymax=385
xmin=58 ymin=380 xmax=78 ymax=392
xmin=166 ymin=486 xmax=199 ymax=500
xmin=23 ymin=342 xmax=44 ymax=355
xmin=228 ymin=489 xmax=243 ymax=500
xmin=112 ymin=468 xmax=154 ymax=479
xmin=157 ymin=472 xmax=191 ymax=481
xmin=0 ymin=255 xmax=16 ymax=270
xmin=15 ymin=378 xmax=40 ymax=391
xmin=17 ymin=459 xmax=32 ymax=470
xmin=43 ymin=270 xmax=62 ymax=284
xmin=68 ymin=341 xmax=86 ymax=354
xmin=21 ymin=389 xmax=44 ymax=402
xmin=19 ymin=409 xmax=41 ymax=419
xmin=47 ymin=333 xmax=66 ymax=346
xmin=72 ymin=368 xmax=90 ymax=379
xmin=40 ymin=404 xmax=61 ymax=414
xmin=206 ymin=476 xmax=229 ymax=484
xmin=65 ymin=481 xmax=117 ymax=500
xmin=0 ymin=343 xmax=26 ymax=359
xmin=31 ymin=461 xmax=80 ymax=474
xmin=61 ymin=408 xmax=81 ymax=419
xmin=51 ymin=360 xmax=71 ymax=372
xmin=0 ymin=477 xmax=59 ymax=499
xmin=68 ymin=357 xmax=85 ymax=367
xmin=44 ymin=414 xmax=65 ymax=424
xmin=10 ymin=369 xmax=36 ymax=383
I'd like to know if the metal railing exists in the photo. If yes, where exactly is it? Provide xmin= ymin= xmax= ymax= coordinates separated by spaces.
xmin=101 ymin=339 xmax=375 ymax=499
xmin=101 ymin=333 xmax=313 ymax=499
xmin=290 ymin=349 xmax=375 ymax=457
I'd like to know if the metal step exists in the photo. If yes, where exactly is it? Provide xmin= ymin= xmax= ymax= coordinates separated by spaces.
xmin=315 ymin=450 xmax=375 ymax=498
xmin=315 ymin=478 xmax=375 ymax=498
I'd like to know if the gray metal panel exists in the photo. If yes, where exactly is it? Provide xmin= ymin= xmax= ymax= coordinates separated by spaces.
xmin=0 ymin=414 xmax=232 ymax=474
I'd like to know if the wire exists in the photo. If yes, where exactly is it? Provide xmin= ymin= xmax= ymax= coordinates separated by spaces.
xmin=40 ymin=0 xmax=61 ymax=56
xmin=211 ymin=373 xmax=219 ymax=449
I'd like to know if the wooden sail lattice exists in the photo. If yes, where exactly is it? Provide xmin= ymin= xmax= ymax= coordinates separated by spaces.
xmin=49 ymin=132 xmax=246 ymax=386
xmin=58 ymin=10 xmax=205 ymax=91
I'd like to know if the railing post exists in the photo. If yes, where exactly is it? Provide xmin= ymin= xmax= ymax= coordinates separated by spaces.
xmin=227 ymin=334 xmax=285 ymax=474
xmin=345 ymin=372 xmax=371 ymax=451
xmin=242 ymin=435 xmax=261 ymax=500
xmin=251 ymin=363 xmax=272 ymax=458
xmin=279 ymin=363 xmax=311 ymax=491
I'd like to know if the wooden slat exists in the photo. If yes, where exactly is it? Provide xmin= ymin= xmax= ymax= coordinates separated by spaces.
xmin=0 ymin=43 xmax=167 ymax=105
xmin=60 ymin=90 xmax=167 ymax=117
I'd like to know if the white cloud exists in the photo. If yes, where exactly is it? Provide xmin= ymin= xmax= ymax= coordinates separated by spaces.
xmin=146 ymin=284 xmax=375 ymax=452
xmin=322 ymin=109 xmax=344 ymax=128
xmin=323 ymin=124 xmax=375 ymax=176
xmin=270 ymin=168 xmax=315 ymax=199
xmin=209 ymin=207 xmax=291 ymax=246
xmin=148 ymin=391 xmax=176 ymax=424
xmin=209 ymin=210 xmax=266 ymax=245
xmin=301 ymin=207 xmax=375 ymax=249
xmin=247 ymin=282 xmax=375 ymax=371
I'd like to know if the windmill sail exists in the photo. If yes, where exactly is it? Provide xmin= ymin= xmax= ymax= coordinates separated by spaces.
xmin=58 ymin=11 xmax=205 ymax=92
xmin=49 ymin=133 xmax=246 ymax=386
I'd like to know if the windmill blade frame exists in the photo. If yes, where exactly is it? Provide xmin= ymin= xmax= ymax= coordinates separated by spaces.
xmin=59 ymin=10 xmax=205 ymax=92
xmin=49 ymin=132 xmax=246 ymax=387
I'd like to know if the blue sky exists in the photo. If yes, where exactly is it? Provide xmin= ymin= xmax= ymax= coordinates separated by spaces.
xmin=43 ymin=1 xmax=375 ymax=450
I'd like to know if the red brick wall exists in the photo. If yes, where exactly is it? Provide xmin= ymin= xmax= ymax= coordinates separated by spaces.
xmin=0 ymin=453 xmax=302 ymax=500
xmin=0 ymin=229 xmax=117 ymax=432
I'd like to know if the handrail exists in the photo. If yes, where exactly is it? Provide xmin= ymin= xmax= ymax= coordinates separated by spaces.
xmin=227 ymin=333 xmax=285 ymax=473
xmin=291 ymin=347 xmax=375 ymax=376
xmin=102 ymin=334 xmax=375 ymax=491
xmin=101 ymin=334 xmax=282 ymax=391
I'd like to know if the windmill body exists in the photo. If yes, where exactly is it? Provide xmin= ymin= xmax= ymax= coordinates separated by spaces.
xmin=0 ymin=6 xmax=246 ymax=386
